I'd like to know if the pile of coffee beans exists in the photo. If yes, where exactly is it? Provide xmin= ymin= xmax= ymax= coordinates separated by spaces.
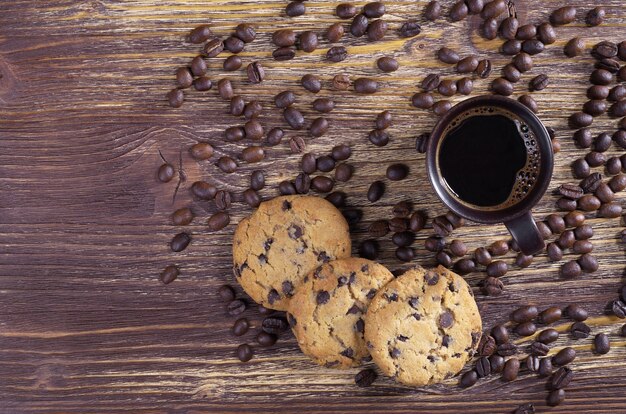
xmin=157 ymin=1 xmax=626 ymax=405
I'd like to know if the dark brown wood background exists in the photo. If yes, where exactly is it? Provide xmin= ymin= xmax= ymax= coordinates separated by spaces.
xmin=2 ymin=0 xmax=626 ymax=412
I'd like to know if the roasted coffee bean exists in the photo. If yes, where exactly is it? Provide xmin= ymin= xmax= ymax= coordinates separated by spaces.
xmin=491 ymin=78 xmax=513 ymax=96
xmin=230 ymin=96 xmax=245 ymax=116
xmin=437 ymin=47 xmax=460 ymax=64
xmin=175 ymin=67 xmax=193 ymax=89
xmin=275 ymin=91 xmax=296 ymax=109
xmin=513 ymin=52 xmax=533 ymax=72
xmin=369 ymin=129 xmax=389 ymax=147
xmin=244 ymin=120 xmax=264 ymax=141
xmin=294 ymin=172 xmax=311 ymax=194
xmin=473 ymin=247 xmax=491 ymax=266
xmin=409 ymin=211 xmax=426 ymax=232
xmin=609 ymin=85 xmax=626 ymax=102
xmin=561 ymin=260 xmax=582 ymax=278
xmin=438 ymin=79 xmax=457 ymax=96
xmin=190 ymin=56 xmax=207 ymax=77
xmin=363 ymin=1 xmax=385 ymax=18
xmin=536 ymin=221 xmax=552 ymax=239
xmin=367 ymin=19 xmax=388 ymax=41
xmin=159 ymin=265 xmax=179 ymax=284
xmin=310 ymin=117 xmax=329 ymax=137
xmin=593 ymin=41 xmax=618 ymax=59
xmin=369 ymin=220 xmax=389 ymax=238
xmin=489 ymin=355 xmax=505 ymax=374
xmin=574 ymin=128 xmax=593 ymax=148
xmin=425 ymin=236 xmax=445 ymax=252
xmin=264 ymin=127 xmax=283 ymax=146
xmin=188 ymin=25 xmax=213 ymax=44
xmin=552 ymin=347 xmax=576 ymax=366
xmin=477 ymin=335 xmax=496 ymax=357
xmin=334 ymin=163 xmax=352 ymax=182
xmin=243 ymin=188 xmax=261 ymax=207
xmin=558 ymin=230 xmax=576 ymax=249
xmin=456 ymin=56 xmax=479 ymax=73
xmin=191 ymin=181 xmax=217 ymax=200
xmin=515 ymin=253 xmax=533 ymax=268
xmin=421 ymin=74 xmax=440 ymax=92
xmin=283 ymin=107 xmax=305 ymax=130
xmin=619 ymin=41 xmax=626 ymax=60
xmin=511 ymin=305 xmax=538 ymax=323
xmin=523 ymin=39 xmax=545 ymax=56
xmin=355 ymin=368 xmax=378 ymax=387
xmin=597 ymin=58 xmax=621 ymax=74
xmin=502 ymin=64 xmax=521 ymax=82
xmin=529 ymin=341 xmax=550 ymax=357
xmin=481 ymin=276 xmax=503 ymax=295
xmin=489 ymin=325 xmax=508 ymax=345
xmin=398 ymin=20 xmax=421 ymax=37
xmin=578 ymin=253 xmax=599 ymax=273
xmin=454 ymin=258 xmax=476 ymax=275
xmin=256 ymin=331 xmax=277 ymax=347
xmin=537 ymin=329 xmax=559 ymax=345
xmin=273 ymin=29 xmax=296 ymax=47
xmin=481 ymin=0 xmax=506 ymax=19
xmin=327 ymin=46 xmax=348 ymax=62
xmin=573 ymin=240 xmax=593 ymax=254
xmin=592 ymin=133 xmax=612 ymax=153
xmin=564 ymin=37 xmax=585 ymax=57
xmin=289 ymin=137 xmax=306 ymax=154
xmin=246 ymin=62 xmax=265 ymax=84
xmin=546 ymin=214 xmax=566 ymax=234
xmin=482 ymin=17 xmax=498 ymax=39
xmin=286 ymin=1 xmax=306 ymax=17
xmin=224 ymin=36 xmax=244 ymax=54
xmin=449 ymin=0 xmax=469 ymax=22
xmin=232 ymin=318 xmax=250 ymax=336
xmin=236 ymin=343 xmax=253 ymax=362
xmin=551 ymin=366 xmax=573 ymax=390
xmin=325 ymin=192 xmax=346 ymax=208
xmin=615 ymin=130 xmax=626 ymax=149
xmin=377 ymin=56 xmax=398 ymax=72
xmin=218 ymin=285 xmax=236 ymax=302
xmin=386 ymin=164 xmax=408 ymax=181
xmin=262 ymin=316 xmax=288 ymax=334
xmin=433 ymin=216 xmax=453 ymax=237
xmin=515 ymin=322 xmax=537 ymax=337
xmin=565 ymin=304 xmax=588 ymax=321
xmin=316 ymin=155 xmax=335 ymax=173
xmin=217 ymin=156 xmax=238 ymax=173
xmin=227 ymin=299 xmax=247 ymax=316
xmin=551 ymin=6 xmax=577 ymax=25
xmin=613 ymin=300 xmax=626 ymax=318
xmin=243 ymin=101 xmax=262 ymax=119
xmin=311 ymin=176 xmax=334 ymax=193
xmin=588 ymin=85 xmax=610 ymax=100
xmin=518 ymin=95 xmax=537 ymax=113
xmin=453 ymin=78 xmax=473 ymax=95
xmin=476 ymin=59 xmax=492 ymax=79
xmin=537 ymin=22 xmax=556 ymax=44
xmin=223 ymin=55 xmax=242 ymax=71
xmin=578 ymin=195 xmax=601 ymax=211
xmin=217 ymin=79 xmax=234 ymax=100
xmin=488 ymin=240 xmax=509 ymax=256
xmin=538 ymin=307 xmax=562 ymax=325
xmin=351 ymin=13 xmax=369 ymax=37
xmin=598 ymin=200 xmax=622 ymax=217
xmin=459 ymin=370 xmax=478 ymax=388
xmin=272 ymin=46 xmax=293 ymax=59
xmin=500 ymin=17 xmax=519 ymax=40
xmin=301 ymin=74 xmax=322 ymax=93
xmin=546 ymin=389 xmax=565 ymax=407
xmin=611 ymin=100 xmax=626 ymax=117
xmin=214 ymin=190 xmax=232 ymax=210
xmin=193 ymin=76 xmax=213 ymax=91
xmin=547 ymin=243 xmax=563 ymax=261
xmin=354 ymin=78 xmax=378 ymax=94
xmin=445 ymin=211 xmax=464 ymax=229
xmin=466 ymin=0 xmax=485 ymax=14
xmin=224 ymin=123 xmax=244 ymax=140
xmin=590 ymin=69 xmax=613 ymax=85
xmin=208 ymin=211 xmax=230 ymax=231
xmin=570 ymin=321 xmax=591 ymax=339
xmin=190 ymin=142 xmax=214 ymax=161
xmin=620 ymin=67 xmax=626 ymax=82
xmin=395 ymin=246 xmax=415 ymax=262
xmin=448 ymin=240 xmax=467 ymax=257
xmin=572 ymin=158 xmax=591 ymax=178
xmin=423 ymin=1 xmax=442 ymax=20
xmin=329 ymin=144 xmax=351 ymax=162
xmin=392 ymin=231 xmax=415 ymax=248
xmin=594 ymin=333 xmax=610 ymax=354
xmin=241 ymin=146 xmax=265 ymax=163
xmin=326 ymin=22 xmax=345 ymax=43
xmin=609 ymin=174 xmax=626 ymax=192
xmin=586 ymin=6 xmax=605 ymax=26
xmin=502 ymin=358 xmax=520 ymax=381
xmin=502 ymin=40 xmax=522 ymax=56
xmin=172 ymin=207 xmax=194 ymax=226
xmin=432 ymin=100 xmax=452 ymax=116
xmin=336 ymin=3 xmax=357 ymax=19
xmin=516 ymin=23 xmax=537 ymax=40
xmin=525 ymin=355 xmax=540 ymax=372
xmin=166 ymin=89 xmax=184 ymax=108
xmin=203 ymin=37 xmax=224 ymax=58
xmin=475 ymin=356 xmax=491 ymax=378
xmin=359 ymin=240 xmax=378 ymax=260
xmin=529 ymin=74 xmax=549 ymax=91
xmin=391 ymin=201 xmax=411 ymax=218
xmin=328 ymin=74 xmax=349 ymax=91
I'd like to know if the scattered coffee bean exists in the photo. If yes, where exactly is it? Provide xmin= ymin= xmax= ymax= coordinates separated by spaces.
xmin=310 ymin=117 xmax=329 ymax=137
xmin=481 ymin=276 xmax=504 ymax=295
xmin=398 ymin=20 xmax=421 ymax=37
xmin=492 ymin=78 xmax=513 ymax=96
xmin=500 ymin=16 xmax=519 ymax=40
xmin=395 ymin=246 xmax=415 ymax=262
xmin=266 ymin=127 xmax=284 ymax=146
xmin=609 ymin=174 xmax=626 ymax=192
xmin=336 ymin=3 xmax=357 ymax=19
xmin=243 ymin=188 xmax=261 ymax=207
xmin=301 ymin=74 xmax=322 ymax=93
xmin=438 ymin=47 xmax=460 ymax=64
xmin=547 ymin=243 xmax=563 ymax=261
xmin=511 ymin=305 xmax=538 ymax=323
xmin=223 ymin=55 xmax=242 ymax=71
xmin=311 ymin=176 xmax=334 ymax=193
xmin=172 ymin=207 xmax=194 ymax=226
xmin=515 ymin=322 xmax=537 ymax=337
xmin=502 ymin=358 xmax=520 ymax=381
xmin=552 ymin=347 xmax=576 ymax=366
xmin=377 ymin=56 xmax=398 ymax=72
xmin=332 ymin=74 xmax=351 ymax=90
xmin=256 ymin=331 xmax=277 ymax=347
xmin=570 ymin=321 xmax=591 ymax=339
xmin=369 ymin=129 xmax=389 ymax=147
xmin=354 ymin=78 xmax=378 ymax=94
xmin=456 ymin=56 xmax=479 ymax=73
xmin=367 ymin=19 xmax=388 ymax=41
xmin=438 ymin=79 xmax=457 ymax=96
xmin=502 ymin=40 xmax=522 ymax=56
xmin=191 ymin=181 xmax=217 ymax=200
xmin=515 ymin=253 xmax=533 ymax=268
xmin=170 ymin=232 xmax=191 ymax=252
xmin=572 ymin=158 xmax=591 ymax=178
xmin=160 ymin=265 xmax=179 ymax=284
xmin=513 ymin=52 xmax=533 ymax=72
xmin=386 ymin=164 xmax=408 ymax=181
xmin=233 ymin=318 xmax=250 ymax=336
xmin=518 ymin=95 xmax=537 ymax=113
xmin=227 ymin=299 xmax=246 ymax=316
xmin=286 ymin=1 xmax=305 ymax=17
xmin=217 ymin=156 xmax=238 ymax=173
xmin=236 ymin=343 xmax=253 ymax=362
xmin=459 ymin=370 xmax=478 ymax=388
xmin=486 ymin=260 xmax=507 ymax=277
xmin=327 ymin=46 xmax=348 ymax=63
xmin=355 ymin=368 xmax=378 ymax=387
xmin=425 ymin=236 xmax=446 ymax=252
xmin=538 ymin=328 xmax=559 ymax=344
xmin=273 ymin=29 xmax=296 ymax=47
xmin=454 ymin=258 xmax=476 ymax=275
xmin=331 ymin=144 xmax=352 ymax=161
xmin=529 ymin=74 xmax=549 ymax=91
xmin=449 ymin=1 xmax=469 ymax=22
xmin=409 ymin=211 xmax=426 ymax=232
xmin=275 ymin=91 xmax=296 ymax=108
xmin=326 ymin=22 xmax=345 ymax=43
xmin=208 ymin=212 xmax=230 ymax=231
xmin=351 ymin=14 xmax=369 ymax=37
xmin=284 ymin=107 xmax=305 ymax=130
xmin=594 ymin=333 xmax=610 ymax=354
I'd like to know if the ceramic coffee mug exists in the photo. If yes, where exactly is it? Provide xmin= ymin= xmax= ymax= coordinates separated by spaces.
xmin=426 ymin=95 xmax=554 ymax=255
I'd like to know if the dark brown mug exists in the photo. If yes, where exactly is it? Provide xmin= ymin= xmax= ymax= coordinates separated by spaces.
xmin=426 ymin=95 xmax=554 ymax=255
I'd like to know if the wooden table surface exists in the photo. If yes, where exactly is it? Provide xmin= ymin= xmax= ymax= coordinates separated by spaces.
xmin=3 ymin=0 xmax=626 ymax=412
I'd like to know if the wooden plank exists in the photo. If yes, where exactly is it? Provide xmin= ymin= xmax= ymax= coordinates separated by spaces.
xmin=2 ymin=0 xmax=626 ymax=412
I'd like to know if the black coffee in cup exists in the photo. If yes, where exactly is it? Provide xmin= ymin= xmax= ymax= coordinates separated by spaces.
xmin=438 ymin=106 xmax=541 ymax=210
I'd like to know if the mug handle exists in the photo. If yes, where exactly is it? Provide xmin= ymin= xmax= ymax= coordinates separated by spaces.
xmin=504 ymin=212 xmax=545 ymax=256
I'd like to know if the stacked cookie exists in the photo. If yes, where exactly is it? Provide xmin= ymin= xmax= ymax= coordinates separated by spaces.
xmin=233 ymin=195 xmax=482 ymax=386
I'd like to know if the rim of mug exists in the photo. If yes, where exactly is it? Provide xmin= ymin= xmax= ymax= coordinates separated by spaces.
xmin=426 ymin=95 xmax=554 ymax=224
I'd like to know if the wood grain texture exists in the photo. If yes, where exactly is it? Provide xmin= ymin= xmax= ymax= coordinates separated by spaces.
xmin=2 ymin=0 xmax=626 ymax=412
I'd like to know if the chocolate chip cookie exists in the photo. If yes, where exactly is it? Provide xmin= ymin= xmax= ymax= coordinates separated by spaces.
xmin=233 ymin=195 xmax=351 ymax=311
xmin=364 ymin=265 xmax=482 ymax=386
xmin=286 ymin=258 xmax=394 ymax=369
